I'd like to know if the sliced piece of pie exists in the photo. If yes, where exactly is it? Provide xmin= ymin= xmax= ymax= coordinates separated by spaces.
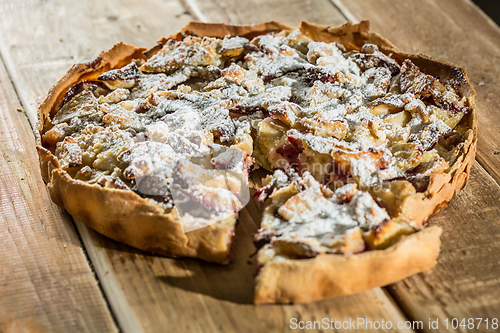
xmin=36 ymin=21 xmax=477 ymax=302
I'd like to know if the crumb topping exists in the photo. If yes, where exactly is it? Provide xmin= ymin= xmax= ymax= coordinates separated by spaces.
xmin=44 ymin=29 xmax=471 ymax=256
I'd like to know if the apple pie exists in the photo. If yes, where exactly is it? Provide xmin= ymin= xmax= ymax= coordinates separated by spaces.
xmin=36 ymin=21 xmax=477 ymax=303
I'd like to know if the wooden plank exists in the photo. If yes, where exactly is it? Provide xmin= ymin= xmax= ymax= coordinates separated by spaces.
xmin=331 ymin=0 xmax=500 ymax=330
xmin=333 ymin=0 xmax=500 ymax=186
xmin=0 ymin=0 xmax=190 ymax=331
xmin=76 ymin=211 xmax=415 ymax=333
xmin=0 ymin=53 xmax=117 ymax=332
xmin=0 ymin=1 xmax=419 ymax=332
xmin=389 ymin=163 xmax=500 ymax=333
xmin=182 ymin=0 xmax=347 ymax=27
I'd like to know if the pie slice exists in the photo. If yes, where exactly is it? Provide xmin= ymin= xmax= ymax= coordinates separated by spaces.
xmin=36 ymin=21 xmax=477 ymax=303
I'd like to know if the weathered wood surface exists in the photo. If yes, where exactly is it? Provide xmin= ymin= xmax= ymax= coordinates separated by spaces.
xmin=182 ymin=0 xmax=347 ymax=27
xmin=0 ymin=49 xmax=117 ymax=332
xmin=0 ymin=0 xmax=416 ymax=332
xmin=0 ymin=0 xmax=499 ymax=332
xmin=389 ymin=164 xmax=500 ymax=333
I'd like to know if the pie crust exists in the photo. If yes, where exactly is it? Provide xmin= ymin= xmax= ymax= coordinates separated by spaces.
xmin=36 ymin=21 xmax=477 ymax=302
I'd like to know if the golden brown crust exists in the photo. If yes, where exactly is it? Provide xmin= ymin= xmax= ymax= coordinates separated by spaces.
xmin=49 ymin=170 xmax=235 ymax=263
xmin=159 ymin=21 xmax=293 ymax=43
xmin=298 ymin=21 xmax=398 ymax=52
xmin=254 ymin=226 xmax=442 ymax=304
xmin=37 ymin=42 xmax=147 ymax=128
xmin=36 ymin=21 xmax=477 ymax=299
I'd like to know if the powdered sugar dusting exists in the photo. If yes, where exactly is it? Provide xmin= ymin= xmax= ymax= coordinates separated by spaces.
xmin=49 ymin=28 xmax=469 ymax=243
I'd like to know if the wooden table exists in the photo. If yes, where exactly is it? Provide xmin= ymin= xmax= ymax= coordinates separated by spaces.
xmin=0 ymin=0 xmax=499 ymax=332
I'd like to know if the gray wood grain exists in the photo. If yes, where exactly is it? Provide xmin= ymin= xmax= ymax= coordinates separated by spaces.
xmin=0 ymin=51 xmax=117 ymax=333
